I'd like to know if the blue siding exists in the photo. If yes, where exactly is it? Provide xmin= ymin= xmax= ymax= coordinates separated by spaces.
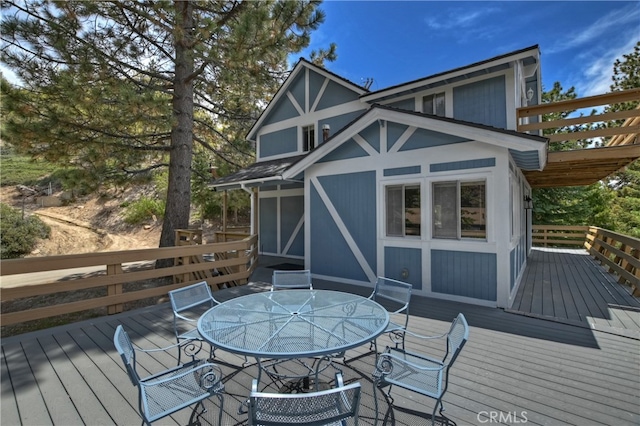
xmin=384 ymin=247 xmax=422 ymax=290
xmin=359 ymin=123 xmax=381 ymax=153
xmin=289 ymin=71 xmax=306 ymax=112
xmin=453 ymin=75 xmax=507 ymax=129
xmin=309 ymin=70 xmax=325 ymax=109
xmin=259 ymin=127 xmax=298 ymax=158
xmin=510 ymin=150 xmax=541 ymax=170
xmin=316 ymin=80 xmax=361 ymax=111
xmin=430 ymin=158 xmax=496 ymax=172
xmin=431 ymin=250 xmax=497 ymax=301
xmin=263 ymin=96 xmax=300 ymax=126
xmin=318 ymin=110 xmax=367 ymax=146
xmin=280 ymin=196 xmax=304 ymax=256
xmin=400 ymin=127 xmax=470 ymax=151
xmin=387 ymin=98 xmax=415 ymax=111
xmin=318 ymin=138 xmax=370 ymax=163
xmin=386 ymin=122 xmax=409 ymax=152
xmin=259 ymin=198 xmax=277 ymax=254
xmin=384 ymin=166 xmax=421 ymax=176
xmin=310 ymin=171 xmax=376 ymax=281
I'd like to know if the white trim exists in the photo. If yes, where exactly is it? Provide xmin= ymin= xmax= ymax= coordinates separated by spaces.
xmin=352 ymin=134 xmax=379 ymax=157
xmin=311 ymin=176 xmax=377 ymax=282
xmin=388 ymin=126 xmax=417 ymax=154
xmin=283 ymin=215 xmax=304 ymax=255
xmin=310 ymin=77 xmax=330 ymax=113
xmin=286 ymin=91 xmax=305 ymax=116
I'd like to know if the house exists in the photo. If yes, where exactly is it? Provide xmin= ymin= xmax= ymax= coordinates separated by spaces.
xmin=211 ymin=45 xmax=547 ymax=308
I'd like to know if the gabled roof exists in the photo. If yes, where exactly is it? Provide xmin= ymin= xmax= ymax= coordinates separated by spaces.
xmin=211 ymin=105 xmax=548 ymax=190
xmin=361 ymin=45 xmax=539 ymax=103
xmin=245 ymin=58 xmax=369 ymax=142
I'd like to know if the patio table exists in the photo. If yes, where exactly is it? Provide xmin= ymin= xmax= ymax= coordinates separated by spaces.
xmin=197 ymin=289 xmax=389 ymax=387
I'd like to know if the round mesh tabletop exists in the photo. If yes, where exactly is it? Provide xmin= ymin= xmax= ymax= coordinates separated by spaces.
xmin=197 ymin=290 xmax=389 ymax=359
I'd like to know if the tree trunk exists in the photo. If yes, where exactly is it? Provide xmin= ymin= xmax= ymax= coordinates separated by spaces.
xmin=158 ymin=0 xmax=194 ymax=255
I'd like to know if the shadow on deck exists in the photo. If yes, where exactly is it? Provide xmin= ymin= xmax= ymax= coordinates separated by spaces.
xmin=1 ymin=250 xmax=639 ymax=425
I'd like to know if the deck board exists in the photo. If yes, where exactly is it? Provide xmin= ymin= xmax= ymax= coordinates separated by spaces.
xmin=2 ymin=250 xmax=639 ymax=425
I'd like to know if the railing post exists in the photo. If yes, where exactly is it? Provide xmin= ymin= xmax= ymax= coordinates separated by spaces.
xmin=107 ymin=263 xmax=123 ymax=315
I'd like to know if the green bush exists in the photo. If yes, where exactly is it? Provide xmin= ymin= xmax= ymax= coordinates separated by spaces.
xmin=0 ymin=203 xmax=51 ymax=259
xmin=123 ymin=196 xmax=165 ymax=225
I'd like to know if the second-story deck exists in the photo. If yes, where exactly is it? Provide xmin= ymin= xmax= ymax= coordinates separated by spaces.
xmin=2 ymin=247 xmax=639 ymax=425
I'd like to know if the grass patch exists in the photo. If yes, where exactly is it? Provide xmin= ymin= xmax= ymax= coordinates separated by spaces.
xmin=0 ymin=151 xmax=61 ymax=186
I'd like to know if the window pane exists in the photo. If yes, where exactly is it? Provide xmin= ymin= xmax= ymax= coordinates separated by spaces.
xmin=433 ymin=182 xmax=457 ymax=238
xmin=460 ymin=181 xmax=486 ymax=239
xmin=422 ymin=95 xmax=434 ymax=114
xmin=386 ymin=186 xmax=403 ymax=236
xmin=404 ymin=185 xmax=421 ymax=236
xmin=434 ymin=93 xmax=445 ymax=116
xmin=303 ymin=126 xmax=315 ymax=151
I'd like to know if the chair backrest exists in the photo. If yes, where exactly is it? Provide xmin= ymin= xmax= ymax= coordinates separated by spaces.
xmin=248 ymin=373 xmax=360 ymax=426
xmin=271 ymin=270 xmax=313 ymax=291
xmin=113 ymin=325 xmax=140 ymax=386
xmin=444 ymin=313 xmax=469 ymax=366
xmin=168 ymin=281 xmax=216 ymax=314
xmin=370 ymin=277 xmax=412 ymax=317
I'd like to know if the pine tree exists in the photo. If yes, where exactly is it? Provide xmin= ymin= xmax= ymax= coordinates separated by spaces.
xmin=1 ymin=0 xmax=336 ymax=248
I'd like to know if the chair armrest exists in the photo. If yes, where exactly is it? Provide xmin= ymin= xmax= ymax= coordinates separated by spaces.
xmin=141 ymin=362 xmax=223 ymax=391
xmin=403 ymin=329 xmax=448 ymax=340
xmin=174 ymin=312 xmax=197 ymax=322
xmin=376 ymin=351 xmax=445 ymax=373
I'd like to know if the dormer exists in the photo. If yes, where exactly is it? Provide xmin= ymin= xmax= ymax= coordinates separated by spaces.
xmin=247 ymin=59 xmax=369 ymax=162
xmin=360 ymin=45 xmax=541 ymax=131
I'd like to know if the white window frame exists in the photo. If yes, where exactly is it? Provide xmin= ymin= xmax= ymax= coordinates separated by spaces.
xmin=422 ymin=92 xmax=446 ymax=116
xmin=302 ymin=124 xmax=315 ymax=152
xmin=384 ymin=182 xmax=422 ymax=238
xmin=432 ymin=179 xmax=487 ymax=241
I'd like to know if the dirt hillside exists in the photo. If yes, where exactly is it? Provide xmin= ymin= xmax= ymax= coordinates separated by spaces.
xmin=0 ymin=185 xmax=163 ymax=256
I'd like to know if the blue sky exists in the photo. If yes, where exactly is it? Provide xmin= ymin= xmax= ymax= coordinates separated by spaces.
xmin=296 ymin=1 xmax=640 ymax=96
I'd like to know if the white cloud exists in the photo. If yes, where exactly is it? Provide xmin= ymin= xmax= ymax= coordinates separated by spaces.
xmin=546 ymin=4 xmax=640 ymax=55
xmin=579 ymin=36 xmax=639 ymax=96
xmin=424 ymin=7 xmax=501 ymax=31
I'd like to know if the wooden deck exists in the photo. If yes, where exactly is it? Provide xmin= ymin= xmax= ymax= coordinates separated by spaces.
xmin=3 ymin=264 xmax=640 ymax=425
xmin=510 ymin=248 xmax=640 ymax=338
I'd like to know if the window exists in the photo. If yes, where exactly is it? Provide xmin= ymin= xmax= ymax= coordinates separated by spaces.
xmin=422 ymin=92 xmax=445 ymax=116
xmin=433 ymin=180 xmax=486 ymax=240
xmin=302 ymin=125 xmax=315 ymax=152
xmin=386 ymin=184 xmax=421 ymax=237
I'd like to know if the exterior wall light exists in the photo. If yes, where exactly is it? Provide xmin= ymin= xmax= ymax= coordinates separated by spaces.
xmin=524 ymin=195 xmax=533 ymax=210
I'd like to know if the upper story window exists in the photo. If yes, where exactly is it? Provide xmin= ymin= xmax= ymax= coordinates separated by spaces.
xmin=433 ymin=180 xmax=486 ymax=240
xmin=423 ymin=92 xmax=445 ymax=116
xmin=303 ymin=125 xmax=315 ymax=152
xmin=386 ymin=184 xmax=421 ymax=237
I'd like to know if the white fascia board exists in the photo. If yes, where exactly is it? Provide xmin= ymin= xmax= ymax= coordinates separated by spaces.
xmin=361 ymin=47 xmax=540 ymax=103
xmin=283 ymin=107 xmax=547 ymax=179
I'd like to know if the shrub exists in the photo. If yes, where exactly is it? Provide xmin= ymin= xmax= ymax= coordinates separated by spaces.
xmin=123 ymin=196 xmax=165 ymax=225
xmin=0 ymin=203 xmax=51 ymax=259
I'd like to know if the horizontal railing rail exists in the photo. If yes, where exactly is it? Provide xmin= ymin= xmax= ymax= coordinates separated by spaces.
xmin=516 ymin=88 xmax=640 ymax=143
xmin=0 ymin=235 xmax=258 ymax=326
xmin=585 ymin=226 xmax=640 ymax=296
xmin=532 ymin=225 xmax=589 ymax=247
xmin=533 ymin=224 xmax=639 ymax=296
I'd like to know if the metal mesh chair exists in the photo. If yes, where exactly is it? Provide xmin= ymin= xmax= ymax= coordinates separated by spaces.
xmin=248 ymin=372 xmax=361 ymax=426
xmin=368 ymin=277 xmax=412 ymax=350
xmin=372 ymin=313 xmax=469 ymax=426
xmin=271 ymin=269 xmax=313 ymax=291
xmin=113 ymin=325 xmax=224 ymax=426
xmin=168 ymin=281 xmax=218 ymax=364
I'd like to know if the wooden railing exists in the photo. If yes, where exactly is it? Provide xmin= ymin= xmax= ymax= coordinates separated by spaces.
xmin=532 ymin=225 xmax=589 ymax=247
xmin=585 ymin=227 xmax=640 ymax=296
xmin=0 ymin=235 xmax=258 ymax=326
xmin=533 ymin=225 xmax=639 ymax=296
xmin=516 ymin=88 xmax=640 ymax=143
